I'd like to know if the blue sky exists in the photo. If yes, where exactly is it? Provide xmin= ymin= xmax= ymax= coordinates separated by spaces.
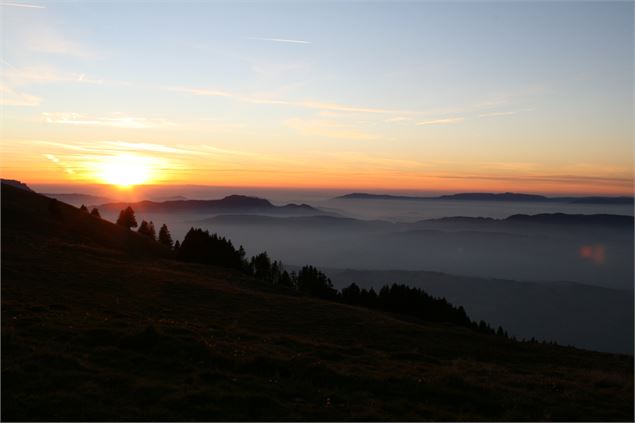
xmin=1 ymin=1 xmax=633 ymax=194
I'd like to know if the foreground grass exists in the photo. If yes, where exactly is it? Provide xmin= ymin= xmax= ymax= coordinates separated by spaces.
xmin=3 ymin=241 xmax=633 ymax=421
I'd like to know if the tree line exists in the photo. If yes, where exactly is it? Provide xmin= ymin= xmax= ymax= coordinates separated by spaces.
xmin=102 ymin=204 xmax=510 ymax=338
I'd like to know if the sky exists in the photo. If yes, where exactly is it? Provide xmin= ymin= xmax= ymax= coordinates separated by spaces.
xmin=1 ymin=1 xmax=633 ymax=195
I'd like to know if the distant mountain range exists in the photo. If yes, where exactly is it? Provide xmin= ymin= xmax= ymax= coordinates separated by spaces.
xmin=96 ymin=195 xmax=325 ymax=216
xmin=199 ymin=214 xmax=393 ymax=231
xmin=201 ymin=212 xmax=633 ymax=231
xmin=336 ymin=192 xmax=634 ymax=205
xmin=434 ymin=213 xmax=634 ymax=227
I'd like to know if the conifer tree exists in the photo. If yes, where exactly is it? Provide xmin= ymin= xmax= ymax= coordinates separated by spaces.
xmin=137 ymin=220 xmax=156 ymax=240
xmin=158 ymin=224 xmax=173 ymax=248
xmin=116 ymin=206 xmax=137 ymax=229
xmin=148 ymin=221 xmax=156 ymax=240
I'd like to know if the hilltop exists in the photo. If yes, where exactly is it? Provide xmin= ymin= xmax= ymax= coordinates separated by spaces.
xmin=0 ymin=178 xmax=32 ymax=192
xmin=1 ymin=183 xmax=633 ymax=421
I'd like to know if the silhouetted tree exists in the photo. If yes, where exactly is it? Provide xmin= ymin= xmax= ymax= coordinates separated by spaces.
xmin=278 ymin=270 xmax=294 ymax=288
xmin=338 ymin=283 xmax=475 ymax=328
xmin=148 ymin=221 xmax=156 ymax=239
xmin=137 ymin=220 xmax=156 ymax=239
xmin=478 ymin=320 xmax=494 ymax=334
xmin=251 ymin=252 xmax=273 ymax=282
xmin=271 ymin=260 xmax=282 ymax=284
xmin=116 ymin=206 xmax=137 ymax=229
xmin=138 ymin=220 xmax=148 ymax=234
xmin=174 ymin=240 xmax=180 ymax=252
xmin=238 ymin=246 xmax=248 ymax=272
xmin=158 ymin=224 xmax=173 ymax=248
xmin=177 ymin=227 xmax=245 ymax=270
xmin=90 ymin=207 xmax=101 ymax=218
xmin=360 ymin=287 xmax=379 ymax=308
xmin=341 ymin=283 xmax=362 ymax=304
xmin=297 ymin=265 xmax=337 ymax=299
xmin=79 ymin=204 xmax=89 ymax=213
xmin=137 ymin=221 xmax=156 ymax=240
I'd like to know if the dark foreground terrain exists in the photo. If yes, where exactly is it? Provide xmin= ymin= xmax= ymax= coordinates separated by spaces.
xmin=2 ymin=184 xmax=633 ymax=421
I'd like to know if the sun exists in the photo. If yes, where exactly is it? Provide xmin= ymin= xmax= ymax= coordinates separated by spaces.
xmin=97 ymin=154 xmax=153 ymax=188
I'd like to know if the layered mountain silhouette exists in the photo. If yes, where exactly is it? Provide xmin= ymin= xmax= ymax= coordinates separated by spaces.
xmin=200 ymin=211 xmax=633 ymax=231
xmin=96 ymin=195 xmax=324 ymax=215
xmin=432 ymin=213 xmax=633 ymax=227
xmin=336 ymin=192 xmax=634 ymax=205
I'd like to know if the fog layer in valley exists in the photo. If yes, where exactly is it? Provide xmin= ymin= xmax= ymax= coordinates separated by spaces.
xmin=91 ymin=194 xmax=633 ymax=353
xmin=100 ymin=203 xmax=633 ymax=291
xmin=325 ymin=269 xmax=634 ymax=355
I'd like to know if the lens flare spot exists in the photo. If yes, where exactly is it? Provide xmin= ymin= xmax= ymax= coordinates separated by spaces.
xmin=579 ymin=244 xmax=605 ymax=265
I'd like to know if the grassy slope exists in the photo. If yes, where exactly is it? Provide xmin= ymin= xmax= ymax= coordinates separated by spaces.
xmin=1 ymin=184 xmax=633 ymax=421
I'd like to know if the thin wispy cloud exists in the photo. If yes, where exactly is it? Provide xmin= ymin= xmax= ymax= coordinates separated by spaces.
xmin=0 ymin=2 xmax=45 ymax=8
xmin=103 ymin=142 xmax=198 ymax=155
xmin=298 ymin=100 xmax=400 ymax=115
xmin=0 ymin=84 xmax=41 ymax=106
xmin=438 ymin=173 xmax=633 ymax=188
xmin=17 ymin=22 xmax=103 ymax=59
xmin=171 ymin=85 xmax=412 ymax=115
xmin=285 ymin=118 xmax=382 ymax=141
xmin=27 ymin=34 xmax=100 ymax=58
xmin=385 ymin=116 xmax=412 ymax=123
xmin=3 ymin=65 xmax=106 ymax=85
xmin=318 ymin=151 xmax=429 ymax=171
xmin=247 ymin=37 xmax=311 ymax=45
xmin=42 ymin=113 xmax=175 ymax=129
xmin=415 ymin=117 xmax=464 ymax=126
xmin=479 ymin=108 xmax=533 ymax=118
xmin=43 ymin=153 xmax=76 ymax=175
xmin=168 ymin=87 xmax=233 ymax=98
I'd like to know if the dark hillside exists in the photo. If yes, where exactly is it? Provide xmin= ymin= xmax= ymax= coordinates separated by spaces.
xmin=2 ymin=184 xmax=170 ymax=258
xmin=1 ymin=184 xmax=633 ymax=421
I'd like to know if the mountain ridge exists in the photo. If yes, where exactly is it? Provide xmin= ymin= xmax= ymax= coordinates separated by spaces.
xmin=336 ymin=192 xmax=634 ymax=205
xmin=95 ymin=194 xmax=324 ymax=216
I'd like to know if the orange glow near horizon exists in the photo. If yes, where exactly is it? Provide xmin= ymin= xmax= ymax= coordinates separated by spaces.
xmin=1 ymin=140 xmax=632 ymax=196
xmin=3 ymin=166 xmax=633 ymax=197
